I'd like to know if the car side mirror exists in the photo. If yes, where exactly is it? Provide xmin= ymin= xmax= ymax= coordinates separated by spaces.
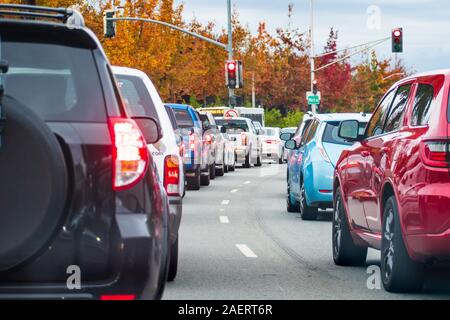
xmin=285 ymin=139 xmax=298 ymax=150
xmin=220 ymin=126 xmax=227 ymax=134
xmin=338 ymin=120 xmax=360 ymax=142
xmin=132 ymin=116 xmax=162 ymax=144
xmin=280 ymin=132 xmax=293 ymax=141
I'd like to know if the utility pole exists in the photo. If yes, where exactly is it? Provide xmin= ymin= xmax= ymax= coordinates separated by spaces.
xmin=309 ymin=0 xmax=317 ymax=114
xmin=252 ymin=72 xmax=256 ymax=108
xmin=227 ymin=0 xmax=236 ymax=108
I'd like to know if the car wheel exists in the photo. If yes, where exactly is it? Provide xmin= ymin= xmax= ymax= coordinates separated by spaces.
xmin=216 ymin=155 xmax=225 ymax=176
xmin=255 ymin=154 xmax=262 ymax=167
xmin=200 ymin=167 xmax=210 ymax=186
xmin=287 ymin=184 xmax=300 ymax=213
xmin=278 ymin=157 xmax=283 ymax=164
xmin=243 ymin=153 xmax=251 ymax=168
xmin=229 ymin=161 xmax=236 ymax=172
xmin=381 ymin=196 xmax=424 ymax=293
xmin=186 ymin=167 xmax=201 ymax=191
xmin=332 ymin=188 xmax=367 ymax=266
xmin=299 ymin=179 xmax=318 ymax=220
xmin=224 ymin=156 xmax=229 ymax=173
xmin=209 ymin=163 xmax=216 ymax=179
xmin=167 ymin=236 xmax=179 ymax=282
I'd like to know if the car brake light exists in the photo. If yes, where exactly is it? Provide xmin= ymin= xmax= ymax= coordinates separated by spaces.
xmin=164 ymin=155 xmax=180 ymax=196
xmin=241 ymin=133 xmax=248 ymax=146
xmin=265 ymin=139 xmax=279 ymax=144
xmin=108 ymin=118 xmax=149 ymax=191
xmin=205 ymin=134 xmax=212 ymax=144
xmin=100 ymin=294 xmax=136 ymax=301
xmin=318 ymin=145 xmax=331 ymax=163
xmin=420 ymin=140 xmax=450 ymax=168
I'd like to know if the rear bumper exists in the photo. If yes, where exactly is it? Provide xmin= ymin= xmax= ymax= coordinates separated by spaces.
xmin=407 ymin=230 xmax=450 ymax=262
xmin=0 ymin=214 xmax=154 ymax=300
xmin=235 ymin=146 xmax=249 ymax=163
xmin=262 ymin=145 xmax=281 ymax=158
xmin=304 ymin=161 xmax=334 ymax=207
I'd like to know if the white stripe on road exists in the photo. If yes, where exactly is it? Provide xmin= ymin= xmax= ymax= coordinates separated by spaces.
xmin=219 ymin=208 xmax=225 ymax=212
xmin=219 ymin=216 xmax=229 ymax=224
xmin=244 ymin=181 xmax=251 ymax=185
xmin=231 ymin=189 xmax=238 ymax=193
xmin=221 ymin=200 xmax=230 ymax=205
xmin=236 ymin=244 xmax=258 ymax=258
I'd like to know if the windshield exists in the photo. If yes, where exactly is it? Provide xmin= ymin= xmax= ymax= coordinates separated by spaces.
xmin=216 ymin=119 xmax=249 ymax=133
xmin=264 ymin=128 xmax=278 ymax=136
xmin=173 ymin=108 xmax=194 ymax=128
xmin=116 ymin=74 xmax=159 ymax=120
xmin=322 ymin=121 xmax=367 ymax=146
xmin=3 ymin=40 xmax=105 ymax=122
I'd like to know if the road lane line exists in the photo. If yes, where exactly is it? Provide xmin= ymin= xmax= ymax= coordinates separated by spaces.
xmin=221 ymin=200 xmax=230 ymax=205
xmin=236 ymin=244 xmax=258 ymax=258
xmin=219 ymin=216 xmax=229 ymax=224
xmin=244 ymin=181 xmax=251 ymax=185
xmin=231 ymin=189 xmax=238 ymax=193
xmin=219 ymin=208 xmax=225 ymax=212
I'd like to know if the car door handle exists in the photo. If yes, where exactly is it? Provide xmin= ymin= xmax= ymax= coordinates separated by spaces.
xmin=361 ymin=150 xmax=370 ymax=157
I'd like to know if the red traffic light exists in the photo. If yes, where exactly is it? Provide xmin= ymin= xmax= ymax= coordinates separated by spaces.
xmin=393 ymin=30 xmax=401 ymax=37
xmin=227 ymin=62 xmax=236 ymax=72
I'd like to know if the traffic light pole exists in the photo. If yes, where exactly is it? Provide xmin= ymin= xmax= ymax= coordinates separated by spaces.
xmin=227 ymin=0 xmax=236 ymax=108
xmin=309 ymin=0 xmax=317 ymax=114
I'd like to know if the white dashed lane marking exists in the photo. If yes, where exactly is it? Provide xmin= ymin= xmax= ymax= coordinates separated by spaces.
xmin=244 ymin=181 xmax=251 ymax=185
xmin=221 ymin=200 xmax=230 ymax=205
xmin=219 ymin=216 xmax=230 ymax=224
xmin=231 ymin=189 xmax=238 ymax=193
xmin=236 ymin=244 xmax=258 ymax=258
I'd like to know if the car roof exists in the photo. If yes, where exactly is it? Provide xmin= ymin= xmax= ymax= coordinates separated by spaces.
xmin=216 ymin=117 xmax=251 ymax=122
xmin=112 ymin=66 xmax=148 ymax=79
xmin=165 ymin=103 xmax=194 ymax=110
xmin=313 ymin=113 xmax=371 ymax=123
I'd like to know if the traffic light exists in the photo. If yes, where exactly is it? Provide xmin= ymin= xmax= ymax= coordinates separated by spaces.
xmin=104 ymin=9 xmax=116 ymax=38
xmin=312 ymin=80 xmax=318 ymax=95
xmin=225 ymin=60 xmax=243 ymax=89
xmin=392 ymin=28 xmax=403 ymax=53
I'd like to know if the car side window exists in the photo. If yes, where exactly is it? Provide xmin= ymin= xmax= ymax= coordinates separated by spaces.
xmin=384 ymin=84 xmax=412 ymax=133
xmin=366 ymin=89 xmax=396 ymax=138
xmin=303 ymin=120 xmax=319 ymax=145
xmin=411 ymin=84 xmax=434 ymax=126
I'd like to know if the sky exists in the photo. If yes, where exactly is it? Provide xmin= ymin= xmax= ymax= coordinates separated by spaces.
xmin=173 ymin=0 xmax=450 ymax=73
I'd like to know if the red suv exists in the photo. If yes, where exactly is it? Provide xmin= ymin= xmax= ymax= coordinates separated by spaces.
xmin=333 ymin=70 xmax=450 ymax=292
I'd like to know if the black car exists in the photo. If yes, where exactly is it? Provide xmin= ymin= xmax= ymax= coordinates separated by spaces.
xmin=0 ymin=5 xmax=170 ymax=300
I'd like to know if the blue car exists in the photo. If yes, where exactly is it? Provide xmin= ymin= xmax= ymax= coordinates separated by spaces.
xmin=166 ymin=104 xmax=210 ymax=190
xmin=283 ymin=113 xmax=369 ymax=220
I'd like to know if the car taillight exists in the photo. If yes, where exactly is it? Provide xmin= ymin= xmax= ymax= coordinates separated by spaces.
xmin=205 ymin=134 xmax=212 ymax=144
xmin=164 ymin=155 xmax=180 ymax=196
xmin=265 ymin=139 xmax=279 ymax=144
xmin=420 ymin=140 xmax=450 ymax=168
xmin=189 ymin=132 xmax=195 ymax=149
xmin=100 ymin=294 xmax=136 ymax=301
xmin=241 ymin=133 xmax=248 ymax=146
xmin=108 ymin=118 xmax=149 ymax=191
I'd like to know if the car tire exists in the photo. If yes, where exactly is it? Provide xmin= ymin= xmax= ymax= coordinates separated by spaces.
xmin=332 ymin=188 xmax=368 ymax=266
xmin=243 ymin=153 xmax=251 ymax=168
xmin=255 ymin=154 xmax=262 ymax=167
xmin=187 ymin=167 xmax=201 ymax=191
xmin=216 ymin=155 xmax=225 ymax=176
xmin=209 ymin=163 xmax=216 ymax=180
xmin=200 ymin=168 xmax=210 ymax=186
xmin=229 ymin=161 xmax=236 ymax=172
xmin=299 ymin=179 xmax=318 ymax=220
xmin=167 ymin=236 xmax=179 ymax=282
xmin=278 ymin=157 xmax=283 ymax=164
xmin=381 ymin=196 xmax=425 ymax=293
xmin=287 ymin=184 xmax=300 ymax=213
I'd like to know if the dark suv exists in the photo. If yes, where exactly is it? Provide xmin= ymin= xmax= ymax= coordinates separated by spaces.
xmin=0 ymin=5 xmax=170 ymax=300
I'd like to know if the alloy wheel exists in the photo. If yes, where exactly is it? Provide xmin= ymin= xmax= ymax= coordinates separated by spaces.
xmin=383 ymin=208 xmax=395 ymax=281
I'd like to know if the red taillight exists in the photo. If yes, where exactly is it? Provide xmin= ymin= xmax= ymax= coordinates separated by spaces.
xmin=189 ymin=132 xmax=195 ymax=149
xmin=241 ymin=133 xmax=248 ymax=146
xmin=100 ymin=294 xmax=136 ymax=301
xmin=108 ymin=118 xmax=149 ymax=191
xmin=205 ymin=134 xmax=212 ymax=144
xmin=319 ymin=189 xmax=332 ymax=193
xmin=265 ymin=139 xmax=279 ymax=144
xmin=164 ymin=155 xmax=180 ymax=196
xmin=420 ymin=140 xmax=450 ymax=168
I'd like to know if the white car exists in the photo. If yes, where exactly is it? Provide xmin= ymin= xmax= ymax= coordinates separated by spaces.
xmin=218 ymin=127 xmax=237 ymax=172
xmin=113 ymin=66 xmax=184 ymax=282
xmin=215 ymin=117 xmax=261 ymax=168
xmin=280 ymin=127 xmax=297 ymax=162
xmin=261 ymin=127 xmax=283 ymax=163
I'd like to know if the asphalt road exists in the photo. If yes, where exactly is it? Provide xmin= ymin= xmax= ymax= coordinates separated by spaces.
xmin=164 ymin=162 xmax=450 ymax=300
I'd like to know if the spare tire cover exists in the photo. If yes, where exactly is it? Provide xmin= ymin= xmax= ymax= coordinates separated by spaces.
xmin=0 ymin=96 xmax=68 ymax=272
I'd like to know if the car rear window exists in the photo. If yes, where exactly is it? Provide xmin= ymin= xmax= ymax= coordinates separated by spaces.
xmin=323 ymin=121 xmax=367 ymax=146
xmin=216 ymin=119 xmax=249 ymax=133
xmin=2 ymin=40 xmax=106 ymax=122
xmin=115 ymin=74 xmax=159 ymax=120
xmin=173 ymin=109 xmax=194 ymax=128
xmin=264 ymin=128 xmax=277 ymax=136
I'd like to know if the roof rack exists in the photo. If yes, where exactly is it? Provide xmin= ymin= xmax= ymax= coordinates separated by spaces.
xmin=0 ymin=4 xmax=84 ymax=27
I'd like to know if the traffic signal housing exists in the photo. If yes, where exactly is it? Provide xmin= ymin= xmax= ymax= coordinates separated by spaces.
xmin=225 ymin=60 xmax=243 ymax=89
xmin=392 ymin=28 xmax=403 ymax=53
xmin=312 ymin=80 xmax=318 ymax=95
xmin=104 ymin=9 xmax=116 ymax=38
